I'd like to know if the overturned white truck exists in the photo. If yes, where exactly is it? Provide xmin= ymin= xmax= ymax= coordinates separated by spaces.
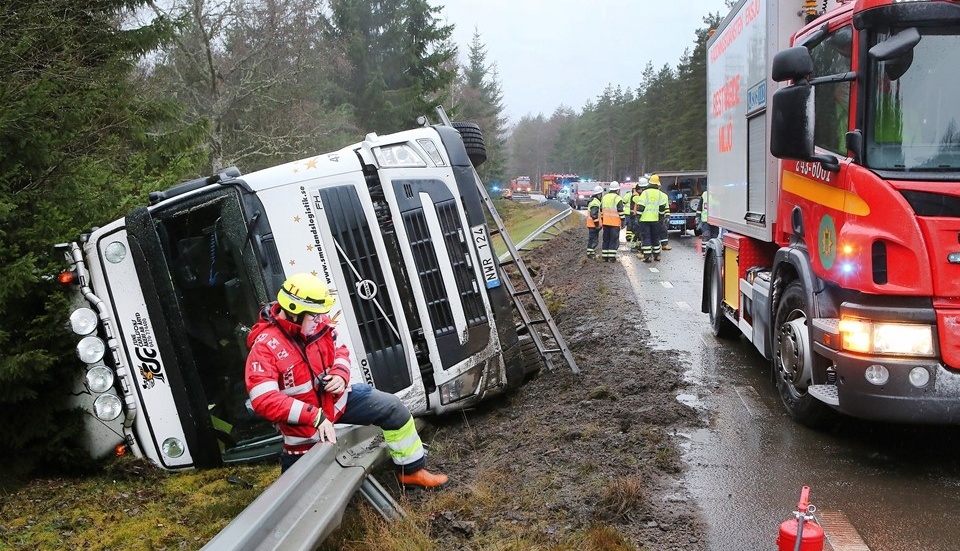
xmin=58 ymin=119 xmax=538 ymax=470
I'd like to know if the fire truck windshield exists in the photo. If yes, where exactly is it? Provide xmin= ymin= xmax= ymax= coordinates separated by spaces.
xmin=865 ymin=27 xmax=960 ymax=174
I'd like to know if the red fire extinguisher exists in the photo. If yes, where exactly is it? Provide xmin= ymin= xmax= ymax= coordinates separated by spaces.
xmin=776 ymin=486 xmax=825 ymax=551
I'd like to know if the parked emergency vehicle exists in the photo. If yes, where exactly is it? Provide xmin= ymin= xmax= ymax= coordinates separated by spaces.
xmin=541 ymin=173 xmax=580 ymax=199
xmin=650 ymin=171 xmax=707 ymax=234
xmin=703 ymin=0 xmax=960 ymax=426
xmin=58 ymin=121 xmax=535 ymax=469
xmin=510 ymin=176 xmax=532 ymax=195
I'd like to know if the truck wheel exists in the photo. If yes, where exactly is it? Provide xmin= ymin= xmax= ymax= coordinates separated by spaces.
xmin=707 ymin=253 xmax=738 ymax=339
xmin=451 ymin=121 xmax=487 ymax=167
xmin=519 ymin=336 xmax=543 ymax=380
xmin=773 ymin=281 xmax=836 ymax=427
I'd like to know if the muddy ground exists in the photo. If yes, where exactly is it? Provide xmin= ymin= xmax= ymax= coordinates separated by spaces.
xmin=393 ymin=223 xmax=710 ymax=550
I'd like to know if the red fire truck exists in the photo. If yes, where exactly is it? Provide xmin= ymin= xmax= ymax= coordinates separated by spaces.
xmin=510 ymin=176 xmax=532 ymax=196
xmin=541 ymin=173 xmax=580 ymax=199
xmin=703 ymin=0 xmax=960 ymax=426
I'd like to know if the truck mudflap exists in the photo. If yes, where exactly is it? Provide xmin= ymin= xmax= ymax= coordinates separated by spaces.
xmin=811 ymin=317 xmax=960 ymax=423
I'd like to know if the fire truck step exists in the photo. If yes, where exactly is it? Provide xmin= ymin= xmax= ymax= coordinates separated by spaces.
xmin=807 ymin=384 xmax=840 ymax=406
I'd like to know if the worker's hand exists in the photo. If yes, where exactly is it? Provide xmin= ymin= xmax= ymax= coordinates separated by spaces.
xmin=322 ymin=374 xmax=346 ymax=394
xmin=315 ymin=417 xmax=337 ymax=444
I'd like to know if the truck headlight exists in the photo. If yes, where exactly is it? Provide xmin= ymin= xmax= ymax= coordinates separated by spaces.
xmin=104 ymin=241 xmax=126 ymax=264
xmin=162 ymin=437 xmax=185 ymax=458
xmin=417 ymin=138 xmax=446 ymax=166
xmin=69 ymin=308 xmax=98 ymax=336
xmin=838 ymin=318 xmax=935 ymax=357
xmin=77 ymin=336 xmax=106 ymax=363
xmin=85 ymin=366 xmax=115 ymax=393
xmin=93 ymin=393 xmax=122 ymax=421
xmin=373 ymin=144 xmax=427 ymax=168
xmin=439 ymin=365 xmax=483 ymax=405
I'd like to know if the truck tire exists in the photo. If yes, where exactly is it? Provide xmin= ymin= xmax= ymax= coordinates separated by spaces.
xmin=772 ymin=280 xmax=836 ymax=428
xmin=518 ymin=335 xmax=543 ymax=380
xmin=707 ymin=252 xmax=739 ymax=339
xmin=451 ymin=121 xmax=487 ymax=168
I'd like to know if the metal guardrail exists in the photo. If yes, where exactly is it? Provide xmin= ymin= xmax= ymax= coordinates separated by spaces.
xmin=202 ymin=425 xmax=391 ymax=551
xmin=498 ymin=207 xmax=574 ymax=262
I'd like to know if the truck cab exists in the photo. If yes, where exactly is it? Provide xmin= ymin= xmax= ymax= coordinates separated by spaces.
xmin=60 ymin=123 xmax=533 ymax=469
xmin=704 ymin=0 xmax=960 ymax=426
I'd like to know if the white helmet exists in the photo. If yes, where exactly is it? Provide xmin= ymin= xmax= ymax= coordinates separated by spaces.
xmin=592 ymin=185 xmax=604 ymax=195
xmin=608 ymin=181 xmax=620 ymax=192
xmin=635 ymin=177 xmax=649 ymax=189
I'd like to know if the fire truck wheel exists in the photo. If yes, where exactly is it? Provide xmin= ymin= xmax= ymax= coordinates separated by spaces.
xmin=773 ymin=281 xmax=836 ymax=428
xmin=451 ymin=121 xmax=487 ymax=167
xmin=707 ymin=251 xmax=738 ymax=339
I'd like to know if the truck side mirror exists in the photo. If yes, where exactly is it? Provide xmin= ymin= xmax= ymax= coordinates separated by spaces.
xmin=772 ymin=47 xmax=813 ymax=83
xmin=770 ymin=84 xmax=840 ymax=172
xmin=771 ymin=84 xmax=814 ymax=158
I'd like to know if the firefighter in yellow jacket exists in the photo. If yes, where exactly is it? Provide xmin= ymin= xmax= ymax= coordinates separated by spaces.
xmin=636 ymin=179 xmax=665 ymax=262
xmin=650 ymin=174 xmax=672 ymax=251
xmin=585 ymin=185 xmax=604 ymax=258
xmin=600 ymin=181 xmax=624 ymax=262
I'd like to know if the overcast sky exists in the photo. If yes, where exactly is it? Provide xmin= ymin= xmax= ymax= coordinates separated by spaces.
xmin=434 ymin=0 xmax=730 ymax=125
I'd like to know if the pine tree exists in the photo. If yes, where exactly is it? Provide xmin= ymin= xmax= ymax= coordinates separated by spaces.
xmin=0 ymin=0 xmax=203 ymax=484
xmin=326 ymin=0 xmax=457 ymax=133
xmin=452 ymin=29 xmax=508 ymax=186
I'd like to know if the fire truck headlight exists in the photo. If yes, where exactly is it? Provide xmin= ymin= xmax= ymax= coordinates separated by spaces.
xmin=874 ymin=323 xmax=934 ymax=356
xmin=439 ymin=365 xmax=483 ymax=405
xmin=864 ymin=364 xmax=890 ymax=386
xmin=162 ymin=437 xmax=185 ymax=458
xmin=77 ymin=336 xmax=106 ymax=364
xmin=69 ymin=308 xmax=98 ymax=336
xmin=93 ymin=393 xmax=122 ymax=421
xmin=85 ymin=366 xmax=115 ymax=393
xmin=909 ymin=367 xmax=931 ymax=388
xmin=838 ymin=318 xmax=935 ymax=357
xmin=373 ymin=144 xmax=427 ymax=168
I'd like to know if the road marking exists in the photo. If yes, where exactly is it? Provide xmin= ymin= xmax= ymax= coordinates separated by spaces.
xmin=676 ymin=301 xmax=691 ymax=310
xmin=661 ymin=281 xmax=674 ymax=288
xmin=649 ymin=267 xmax=660 ymax=272
xmin=734 ymin=385 xmax=768 ymax=418
xmin=816 ymin=510 xmax=871 ymax=551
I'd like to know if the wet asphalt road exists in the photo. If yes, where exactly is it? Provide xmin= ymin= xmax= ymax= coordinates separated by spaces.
xmin=619 ymin=230 xmax=960 ymax=551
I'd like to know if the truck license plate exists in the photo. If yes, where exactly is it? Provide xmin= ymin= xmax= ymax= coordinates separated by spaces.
xmin=472 ymin=225 xmax=501 ymax=288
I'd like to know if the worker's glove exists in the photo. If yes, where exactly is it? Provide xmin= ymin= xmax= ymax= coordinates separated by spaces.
xmin=313 ymin=411 xmax=337 ymax=444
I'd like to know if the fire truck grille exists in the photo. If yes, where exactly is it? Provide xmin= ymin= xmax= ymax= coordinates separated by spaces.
xmin=320 ymin=186 xmax=410 ymax=393
xmin=402 ymin=200 xmax=487 ymax=339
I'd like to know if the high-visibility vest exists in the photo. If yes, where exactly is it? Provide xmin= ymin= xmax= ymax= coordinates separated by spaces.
xmin=638 ymin=189 xmax=661 ymax=222
xmin=600 ymin=192 xmax=623 ymax=227
xmin=586 ymin=196 xmax=602 ymax=228
xmin=701 ymin=191 xmax=709 ymax=223
xmin=657 ymin=189 xmax=670 ymax=217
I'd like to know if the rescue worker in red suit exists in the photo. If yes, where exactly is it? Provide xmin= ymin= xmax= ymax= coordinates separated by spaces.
xmin=245 ymin=273 xmax=448 ymax=487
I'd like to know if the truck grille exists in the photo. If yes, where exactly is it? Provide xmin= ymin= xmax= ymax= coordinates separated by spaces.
xmin=319 ymin=187 xmax=410 ymax=393
xmin=402 ymin=200 xmax=487 ymax=339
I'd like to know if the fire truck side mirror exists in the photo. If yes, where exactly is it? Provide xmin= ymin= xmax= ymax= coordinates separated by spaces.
xmin=772 ymin=46 xmax=813 ymax=83
xmin=770 ymin=85 xmax=840 ymax=173
xmin=771 ymin=85 xmax=814 ymax=159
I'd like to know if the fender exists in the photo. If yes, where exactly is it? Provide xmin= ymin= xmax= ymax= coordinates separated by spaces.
xmin=768 ymin=245 xmax=841 ymax=346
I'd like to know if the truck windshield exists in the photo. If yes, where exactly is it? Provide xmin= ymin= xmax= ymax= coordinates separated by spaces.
xmin=865 ymin=27 xmax=960 ymax=173
xmin=152 ymin=187 xmax=277 ymax=461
